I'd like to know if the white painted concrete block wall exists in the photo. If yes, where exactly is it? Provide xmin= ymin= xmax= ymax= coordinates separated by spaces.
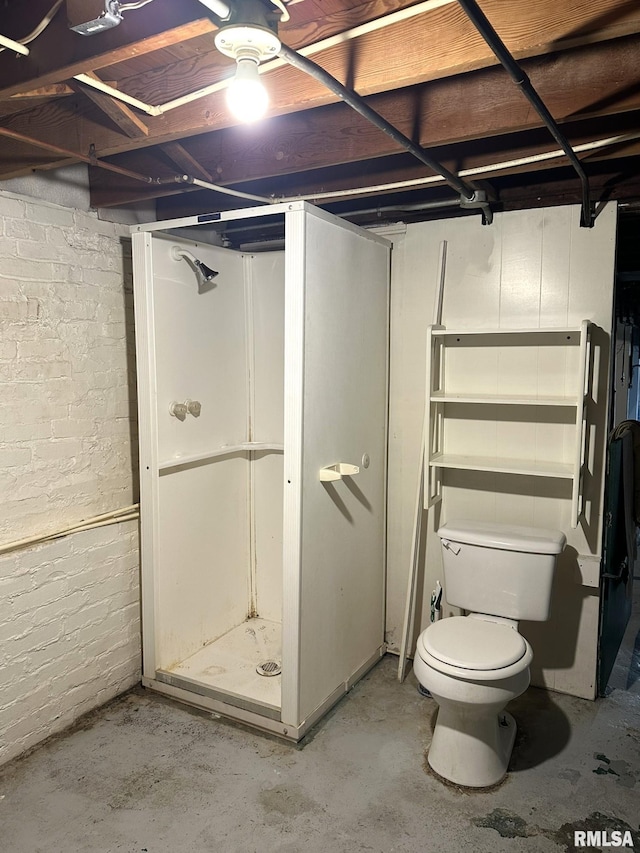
xmin=0 ymin=190 xmax=141 ymax=766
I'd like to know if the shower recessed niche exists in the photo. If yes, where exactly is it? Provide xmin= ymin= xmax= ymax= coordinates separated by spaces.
xmin=132 ymin=202 xmax=391 ymax=739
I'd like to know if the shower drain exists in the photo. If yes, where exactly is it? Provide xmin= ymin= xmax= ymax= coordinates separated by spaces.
xmin=256 ymin=660 xmax=282 ymax=677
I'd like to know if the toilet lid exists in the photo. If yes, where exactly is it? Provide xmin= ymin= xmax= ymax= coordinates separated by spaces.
xmin=422 ymin=617 xmax=527 ymax=670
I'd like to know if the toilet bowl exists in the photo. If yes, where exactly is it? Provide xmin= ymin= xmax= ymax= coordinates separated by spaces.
xmin=414 ymin=615 xmax=533 ymax=787
xmin=413 ymin=519 xmax=565 ymax=788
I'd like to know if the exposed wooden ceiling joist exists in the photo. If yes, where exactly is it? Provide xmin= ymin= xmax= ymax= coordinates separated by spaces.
xmin=161 ymin=142 xmax=215 ymax=182
xmin=88 ymin=113 xmax=640 ymax=210
xmin=70 ymin=72 xmax=149 ymax=138
xmin=151 ymin=158 xmax=640 ymax=232
xmin=2 ymin=0 xmax=640 ymax=166
xmin=0 ymin=0 xmax=216 ymax=98
xmin=1 ymin=0 xmax=639 ymax=218
xmin=85 ymin=36 xmax=640 ymax=207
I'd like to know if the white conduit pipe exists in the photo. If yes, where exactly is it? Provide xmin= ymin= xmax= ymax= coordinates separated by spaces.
xmin=196 ymin=0 xmax=232 ymax=18
xmin=0 ymin=34 xmax=30 ymax=55
xmin=0 ymin=504 xmax=140 ymax=557
xmin=71 ymin=0 xmax=458 ymax=117
xmin=73 ymin=73 xmax=165 ymax=115
xmin=188 ymin=131 xmax=640 ymax=206
xmin=190 ymin=177 xmax=272 ymax=203
xmin=0 ymin=0 xmax=64 ymax=55
xmin=277 ymin=131 xmax=640 ymax=203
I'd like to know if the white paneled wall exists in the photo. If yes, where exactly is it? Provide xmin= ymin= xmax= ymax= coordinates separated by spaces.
xmin=386 ymin=205 xmax=617 ymax=699
xmin=0 ymin=190 xmax=140 ymax=766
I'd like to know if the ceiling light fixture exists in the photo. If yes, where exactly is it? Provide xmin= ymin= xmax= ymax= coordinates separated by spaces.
xmin=213 ymin=0 xmax=281 ymax=123
xmin=215 ymin=25 xmax=280 ymax=122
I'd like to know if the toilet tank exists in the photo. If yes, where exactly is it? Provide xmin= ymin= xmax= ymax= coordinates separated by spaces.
xmin=438 ymin=520 xmax=566 ymax=622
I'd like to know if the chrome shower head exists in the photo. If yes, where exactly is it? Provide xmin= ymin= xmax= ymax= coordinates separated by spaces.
xmin=171 ymin=246 xmax=219 ymax=283
xmin=192 ymin=258 xmax=219 ymax=282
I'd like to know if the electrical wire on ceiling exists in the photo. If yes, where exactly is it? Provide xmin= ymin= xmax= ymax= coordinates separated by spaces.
xmin=118 ymin=0 xmax=157 ymax=11
xmin=270 ymin=0 xmax=290 ymax=22
xmin=0 ymin=0 xmax=63 ymax=54
xmin=120 ymin=0 xmax=289 ymax=22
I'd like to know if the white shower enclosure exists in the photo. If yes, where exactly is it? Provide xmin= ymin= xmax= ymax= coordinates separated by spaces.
xmin=131 ymin=202 xmax=391 ymax=740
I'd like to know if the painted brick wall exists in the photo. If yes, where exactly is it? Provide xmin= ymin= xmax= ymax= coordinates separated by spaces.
xmin=0 ymin=190 xmax=141 ymax=766
xmin=0 ymin=524 xmax=140 ymax=766
xmin=0 ymin=193 xmax=137 ymax=540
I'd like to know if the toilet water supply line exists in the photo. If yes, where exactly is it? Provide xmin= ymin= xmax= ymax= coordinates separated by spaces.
xmin=0 ymin=505 xmax=140 ymax=557
xmin=430 ymin=581 xmax=443 ymax=623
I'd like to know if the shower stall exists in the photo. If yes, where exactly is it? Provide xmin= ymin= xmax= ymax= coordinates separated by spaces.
xmin=131 ymin=202 xmax=391 ymax=739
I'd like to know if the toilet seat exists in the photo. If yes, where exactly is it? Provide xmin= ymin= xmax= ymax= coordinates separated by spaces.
xmin=416 ymin=617 xmax=533 ymax=681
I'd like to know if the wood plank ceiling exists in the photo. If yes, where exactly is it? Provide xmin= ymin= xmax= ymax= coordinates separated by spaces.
xmin=1 ymin=0 xmax=640 ymax=227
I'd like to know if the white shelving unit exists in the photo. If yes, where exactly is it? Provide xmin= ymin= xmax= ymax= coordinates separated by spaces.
xmin=425 ymin=322 xmax=591 ymax=527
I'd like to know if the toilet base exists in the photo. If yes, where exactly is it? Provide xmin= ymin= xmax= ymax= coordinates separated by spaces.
xmin=428 ymin=709 xmax=517 ymax=788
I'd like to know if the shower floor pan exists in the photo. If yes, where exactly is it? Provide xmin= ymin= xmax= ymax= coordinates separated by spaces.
xmin=154 ymin=618 xmax=282 ymax=718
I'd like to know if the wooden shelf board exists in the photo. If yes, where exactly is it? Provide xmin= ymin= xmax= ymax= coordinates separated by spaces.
xmin=431 ymin=326 xmax=584 ymax=337
xmin=430 ymin=392 xmax=579 ymax=406
xmin=429 ymin=453 xmax=574 ymax=478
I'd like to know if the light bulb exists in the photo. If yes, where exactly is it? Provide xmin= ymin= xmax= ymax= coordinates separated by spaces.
xmin=226 ymin=57 xmax=268 ymax=123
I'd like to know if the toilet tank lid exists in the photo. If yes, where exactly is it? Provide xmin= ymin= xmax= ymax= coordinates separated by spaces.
xmin=438 ymin=520 xmax=566 ymax=555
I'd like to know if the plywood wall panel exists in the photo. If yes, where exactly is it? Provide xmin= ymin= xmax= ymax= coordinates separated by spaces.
xmin=498 ymin=209 xmax=543 ymax=328
xmin=386 ymin=204 xmax=617 ymax=698
xmin=540 ymin=206 xmax=572 ymax=327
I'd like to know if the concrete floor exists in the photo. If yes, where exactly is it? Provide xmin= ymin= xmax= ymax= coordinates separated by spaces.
xmin=1 ymin=616 xmax=639 ymax=853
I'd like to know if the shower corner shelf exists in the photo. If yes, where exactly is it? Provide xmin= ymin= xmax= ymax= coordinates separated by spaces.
xmin=158 ymin=441 xmax=285 ymax=472
xmin=424 ymin=320 xmax=592 ymax=528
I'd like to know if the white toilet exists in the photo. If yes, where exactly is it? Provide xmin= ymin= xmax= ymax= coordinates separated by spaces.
xmin=413 ymin=519 xmax=566 ymax=788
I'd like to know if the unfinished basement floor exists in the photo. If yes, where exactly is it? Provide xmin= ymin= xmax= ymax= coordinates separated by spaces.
xmin=2 ymin=613 xmax=639 ymax=853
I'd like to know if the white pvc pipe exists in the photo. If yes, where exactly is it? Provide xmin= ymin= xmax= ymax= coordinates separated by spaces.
xmin=191 ymin=177 xmax=273 ymax=203
xmin=0 ymin=504 xmax=140 ymax=556
xmin=73 ymin=73 xmax=162 ymax=116
xmin=196 ymin=0 xmax=231 ymax=19
xmin=278 ymin=131 xmax=640 ymax=203
xmin=182 ymin=131 xmax=640 ymax=208
xmin=0 ymin=0 xmax=63 ymax=54
xmin=0 ymin=33 xmax=30 ymax=55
